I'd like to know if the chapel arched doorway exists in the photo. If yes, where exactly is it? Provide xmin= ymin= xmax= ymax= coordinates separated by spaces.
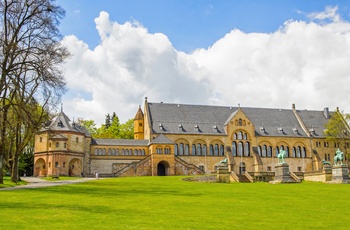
xmin=157 ymin=161 xmax=169 ymax=176
xmin=34 ymin=158 xmax=47 ymax=176
xmin=69 ymin=158 xmax=82 ymax=176
xmin=239 ymin=162 xmax=246 ymax=175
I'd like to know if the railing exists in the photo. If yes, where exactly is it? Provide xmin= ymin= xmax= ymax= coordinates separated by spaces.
xmin=244 ymin=171 xmax=254 ymax=182
xmin=175 ymin=156 xmax=205 ymax=174
xmin=230 ymin=171 xmax=240 ymax=182
xmin=114 ymin=155 xmax=151 ymax=177
xmin=289 ymin=171 xmax=301 ymax=182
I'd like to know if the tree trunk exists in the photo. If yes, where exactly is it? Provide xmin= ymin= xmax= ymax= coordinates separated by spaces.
xmin=0 ymin=154 xmax=3 ymax=184
xmin=11 ymin=154 xmax=19 ymax=183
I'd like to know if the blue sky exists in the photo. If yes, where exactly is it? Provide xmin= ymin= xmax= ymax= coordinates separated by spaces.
xmin=57 ymin=0 xmax=350 ymax=52
xmin=56 ymin=1 xmax=350 ymax=124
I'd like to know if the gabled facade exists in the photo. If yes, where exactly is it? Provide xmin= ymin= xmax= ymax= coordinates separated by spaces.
xmin=34 ymin=98 xmax=348 ymax=180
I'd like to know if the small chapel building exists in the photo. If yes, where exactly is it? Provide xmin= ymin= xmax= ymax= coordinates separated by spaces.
xmin=34 ymin=97 xmax=346 ymax=181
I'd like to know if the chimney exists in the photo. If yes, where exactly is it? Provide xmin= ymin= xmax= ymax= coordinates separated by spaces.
xmin=292 ymin=103 xmax=295 ymax=110
xmin=324 ymin=107 xmax=329 ymax=119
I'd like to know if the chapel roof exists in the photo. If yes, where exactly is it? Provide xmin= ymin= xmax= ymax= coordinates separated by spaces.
xmin=146 ymin=101 xmax=333 ymax=138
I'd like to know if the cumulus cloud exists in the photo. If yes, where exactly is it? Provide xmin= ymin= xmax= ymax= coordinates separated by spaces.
xmin=61 ymin=7 xmax=350 ymax=125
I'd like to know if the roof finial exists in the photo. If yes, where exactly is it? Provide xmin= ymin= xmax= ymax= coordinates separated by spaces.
xmin=238 ymin=103 xmax=240 ymax=108
xmin=61 ymin=103 xmax=63 ymax=112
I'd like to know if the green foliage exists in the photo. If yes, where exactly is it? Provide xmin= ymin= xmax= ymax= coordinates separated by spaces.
xmin=1 ymin=177 xmax=350 ymax=229
xmin=78 ymin=113 xmax=133 ymax=139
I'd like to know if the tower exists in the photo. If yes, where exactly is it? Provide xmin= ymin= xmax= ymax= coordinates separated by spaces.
xmin=134 ymin=105 xmax=144 ymax=140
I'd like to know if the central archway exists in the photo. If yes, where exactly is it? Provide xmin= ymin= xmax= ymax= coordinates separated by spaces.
xmin=157 ymin=161 xmax=169 ymax=176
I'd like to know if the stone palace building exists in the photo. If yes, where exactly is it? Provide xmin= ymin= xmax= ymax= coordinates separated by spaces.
xmin=33 ymin=98 xmax=347 ymax=181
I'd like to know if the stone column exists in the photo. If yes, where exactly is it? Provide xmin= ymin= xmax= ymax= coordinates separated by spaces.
xmin=216 ymin=165 xmax=230 ymax=183
xmin=331 ymin=165 xmax=350 ymax=183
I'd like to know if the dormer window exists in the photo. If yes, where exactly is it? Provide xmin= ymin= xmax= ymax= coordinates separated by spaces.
xmin=178 ymin=124 xmax=183 ymax=131
xmin=159 ymin=123 xmax=163 ymax=130
xmin=57 ymin=120 xmax=63 ymax=127
xmin=278 ymin=127 xmax=284 ymax=134
xmin=260 ymin=127 xmax=265 ymax=133
xmin=293 ymin=128 xmax=299 ymax=134
xmin=194 ymin=124 xmax=199 ymax=132
xmin=212 ymin=125 xmax=219 ymax=132
xmin=309 ymin=128 xmax=316 ymax=135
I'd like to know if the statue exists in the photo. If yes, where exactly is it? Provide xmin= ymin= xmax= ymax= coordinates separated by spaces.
xmin=322 ymin=159 xmax=331 ymax=166
xmin=334 ymin=148 xmax=344 ymax=165
xmin=218 ymin=158 xmax=228 ymax=166
xmin=277 ymin=147 xmax=286 ymax=164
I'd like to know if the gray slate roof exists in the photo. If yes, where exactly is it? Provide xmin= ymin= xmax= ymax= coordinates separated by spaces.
xmin=151 ymin=134 xmax=174 ymax=144
xmin=147 ymin=102 xmax=331 ymax=138
xmin=296 ymin=109 xmax=334 ymax=138
xmin=92 ymin=139 xmax=149 ymax=146
xmin=41 ymin=111 xmax=91 ymax=137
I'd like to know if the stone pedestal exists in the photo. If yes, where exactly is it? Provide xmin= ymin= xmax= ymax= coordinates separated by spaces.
xmin=323 ymin=165 xmax=333 ymax=182
xmin=216 ymin=165 xmax=230 ymax=183
xmin=331 ymin=165 xmax=350 ymax=183
xmin=270 ymin=163 xmax=296 ymax=184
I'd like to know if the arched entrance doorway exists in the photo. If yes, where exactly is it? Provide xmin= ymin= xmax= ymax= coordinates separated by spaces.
xmin=34 ymin=158 xmax=46 ymax=176
xmin=69 ymin=158 xmax=82 ymax=176
xmin=157 ymin=161 xmax=169 ymax=176
xmin=239 ymin=162 xmax=246 ymax=175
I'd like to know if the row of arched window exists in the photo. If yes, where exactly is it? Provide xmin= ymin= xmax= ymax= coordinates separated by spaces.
xmin=233 ymin=131 xmax=248 ymax=140
xmin=94 ymin=148 xmax=146 ymax=156
xmin=174 ymin=143 xmax=225 ymax=156
xmin=256 ymin=145 xmax=307 ymax=158
xmin=231 ymin=141 xmax=250 ymax=156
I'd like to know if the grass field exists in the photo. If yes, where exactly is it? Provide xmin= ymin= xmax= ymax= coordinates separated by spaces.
xmin=1 ymin=176 xmax=350 ymax=230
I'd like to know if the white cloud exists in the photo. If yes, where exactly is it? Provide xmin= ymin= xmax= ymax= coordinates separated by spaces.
xmin=61 ymin=7 xmax=350 ymax=125
xmin=307 ymin=6 xmax=340 ymax=22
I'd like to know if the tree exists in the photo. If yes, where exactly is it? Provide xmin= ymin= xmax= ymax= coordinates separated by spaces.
xmin=77 ymin=118 xmax=97 ymax=136
xmin=324 ymin=111 xmax=350 ymax=166
xmin=0 ymin=0 xmax=68 ymax=183
xmin=118 ymin=118 xmax=134 ymax=139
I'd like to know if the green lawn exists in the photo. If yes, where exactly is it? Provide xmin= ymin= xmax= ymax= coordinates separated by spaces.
xmin=1 ymin=176 xmax=350 ymax=230
xmin=0 ymin=176 xmax=27 ymax=188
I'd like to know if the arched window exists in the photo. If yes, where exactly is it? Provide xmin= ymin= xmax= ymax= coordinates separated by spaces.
xmin=237 ymin=131 xmax=243 ymax=140
xmin=292 ymin=147 xmax=296 ymax=157
xmin=233 ymin=133 xmax=237 ymax=139
xmin=138 ymin=149 xmax=141 ymax=155
xmin=244 ymin=142 xmax=250 ymax=156
xmin=125 ymin=149 xmax=129 ymax=155
xmin=203 ymin=144 xmax=207 ymax=156
xmin=174 ymin=144 xmax=178 ymax=155
xmin=210 ymin=145 xmax=214 ymax=156
xmin=179 ymin=143 xmax=184 ymax=155
xmin=238 ymin=118 xmax=242 ymax=126
xmin=185 ymin=144 xmax=189 ymax=155
xmin=257 ymin=146 xmax=261 ymax=156
xmin=197 ymin=144 xmax=202 ymax=156
xmin=108 ymin=149 xmax=111 ymax=155
xmin=238 ymin=142 xmax=243 ymax=156
xmin=302 ymin=147 xmax=306 ymax=158
xmin=99 ymin=149 xmax=103 ymax=155
xmin=220 ymin=145 xmax=224 ymax=156
xmin=232 ymin=142 xmax=237 ymax=156
xmin=116 ymin=149 xmax=119 ymax=155
xmin=134 ymin=150 xmax=138 ymax=155
xmin=243 ymin=133 xmax=247 ymax=140
xmin=297 ymin=146 xmax=301 ymax=158
xmin=142 ymin=149 xmax=145 ymax=155
xmin=275 ymin=147 xmax=279 ymax=157
xmin=262 ymin=145 xmax=267 ymax=157
xmin=286 ymin=147 xmax=289 ymax=157
xmin=268 ymin=146 xmax=272 ymax=157
xmin=94 ymin=149 xmax=98 ymax=155
xmin=121 ymin=149 xmax=125 ymax=155
xmin=192 ymin=144 xmax=196 ymax=156
xmin=214 ymin=144 xmax=219 ymax=156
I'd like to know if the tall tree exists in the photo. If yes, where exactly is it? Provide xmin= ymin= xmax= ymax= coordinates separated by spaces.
xmin=324 ymin=111 xmax=350 ymax=166
xmin=0 ymin=0 xmax=68 ymax=183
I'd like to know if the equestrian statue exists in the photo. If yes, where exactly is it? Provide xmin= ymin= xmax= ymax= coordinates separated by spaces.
xmin=277 ymin=147 xmax=286 ymax=164
xmin=334 ymin=148 xmax=344 ymax=165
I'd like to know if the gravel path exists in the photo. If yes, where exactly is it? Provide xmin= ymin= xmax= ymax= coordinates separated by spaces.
xmin=0 ymin=177 xmax=97 ymax=190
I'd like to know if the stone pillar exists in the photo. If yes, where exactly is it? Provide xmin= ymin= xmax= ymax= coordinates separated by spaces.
xmin=271 ymin=163 xmax=296 ymax=184
xmin=322 ymin=165 xmax=332 ymax=182
xmin=331 ymin=165 xmax=350 ymax=183
xmin=216 ymin=165 xmax=230 ymax=183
